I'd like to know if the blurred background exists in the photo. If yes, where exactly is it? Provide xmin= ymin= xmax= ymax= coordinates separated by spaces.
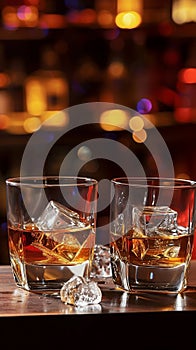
xmin=0 ymin=0 xmax=195 ymax=263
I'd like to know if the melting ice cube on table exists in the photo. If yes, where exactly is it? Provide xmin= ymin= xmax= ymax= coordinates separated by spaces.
xmin=60 ymin=275 xmax=102 ymax=307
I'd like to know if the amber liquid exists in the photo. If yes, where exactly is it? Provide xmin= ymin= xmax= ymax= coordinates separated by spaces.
xmin=8 ymin=224 xmax=95 ymax=293
xmin=110 ymin=228 xmax=193 ymax=293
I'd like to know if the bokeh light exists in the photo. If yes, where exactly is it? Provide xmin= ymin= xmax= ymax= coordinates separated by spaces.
xmin=77 ymin=146 xmax=92 ymax=161
xmin=23 ymin=116 xmax=41 ymax=133
xmin=137 ymin=98 xmax=152 ymax=114
xmin=115 ymin=11 xmax=142 ymax=29
xmin=132 ymin=129 xmax=147 ymax=143
xmin=100 ymin=109 xmax=128 ymax=131
xmin=129 ymin=116 xmax=144 ymax=131
xmin=178 ymin=68 xmax=196 ymax=84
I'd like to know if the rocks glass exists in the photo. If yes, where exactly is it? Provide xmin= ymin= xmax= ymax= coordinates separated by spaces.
xmin=6 ymin=176 xmax=98 ymax=296
xmin=110 ymin=177 xmax=196 ymax=294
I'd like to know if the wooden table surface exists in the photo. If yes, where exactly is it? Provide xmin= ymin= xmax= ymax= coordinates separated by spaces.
xmin=0 ymin=262 xmax=196 ymax=348
xmin=0 ymin=261 xmax=196 ymax=317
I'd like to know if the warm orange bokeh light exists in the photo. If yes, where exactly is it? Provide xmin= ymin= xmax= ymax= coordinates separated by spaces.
xmin=115 ymin=11 xmax=142 ymax=29
xmin=0 ymin=73 xmax=10 ymax=88
xmin=132 ymin=129 xmax=147 ymax=143
xmin=179 ymin=68 xmax=196 ymax=84
xmin=40 ymin=14 xmax=66 ymax=29
xmin=97 ymin=10 xmax=114 ymax=28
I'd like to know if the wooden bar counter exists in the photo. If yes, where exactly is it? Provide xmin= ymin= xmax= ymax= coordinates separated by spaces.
xmin=0 ymin=262 xmax=196 ymax=348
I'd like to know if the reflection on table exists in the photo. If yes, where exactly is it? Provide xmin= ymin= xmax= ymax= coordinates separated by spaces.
xmin=0 ymin=261 xmax=196 ymax=316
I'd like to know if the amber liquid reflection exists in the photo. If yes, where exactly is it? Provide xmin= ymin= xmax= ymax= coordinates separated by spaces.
xmin=8 ymin=224 xmax=95 ymax=292
xmin=110 ymin=228 xmax=194 ymax=293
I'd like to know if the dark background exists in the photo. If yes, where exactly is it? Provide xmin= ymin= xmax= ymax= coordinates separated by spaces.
xmin=0 ymin=0 xmax=196 ymax=263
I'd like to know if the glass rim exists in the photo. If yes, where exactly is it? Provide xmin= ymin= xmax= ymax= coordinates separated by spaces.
xmin=111 ymin=177 xmax=196 ymax=189
xmin=6 ymin=175 xmax=98 ymax=187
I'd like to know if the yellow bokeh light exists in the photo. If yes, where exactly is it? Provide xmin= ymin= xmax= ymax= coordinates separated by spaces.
xmin=117 ymin=0 xmax=143 ymax=14
xmin=172 ymin=0 xmax=196 ymax=24
xmin=100 ymin=109 xmax=128 ymax=131
xmin=26 ymin=79 xmax=46 ymax=116
xmin=129 ymin=116 xmax=144 ymax=131
xmin=23 ymin=117 xmax=41 ymax=133
xmin=115 ymin=11 xmax=142 ymax=29
xmin=42 ymin=110 xmax=69 ymax=128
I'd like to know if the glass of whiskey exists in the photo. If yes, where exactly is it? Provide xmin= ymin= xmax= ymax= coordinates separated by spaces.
xmin=110 ymin=177 xmax=196 ymax=294
xmin=6 ymin=176 xmax=98 ymax=296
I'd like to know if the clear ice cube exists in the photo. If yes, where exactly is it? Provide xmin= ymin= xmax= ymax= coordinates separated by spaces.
xmin=36 ymin=200 xmax=87 ymax=230
xmin=130 ymin=205 xmax=186 ymax=260
xmin=60 ymin=275 xmax=102 ymax=307
xmin=132 ymin=205 xmax=179 ymax=236
xmin=33 ymin=201 xmax=91 ymax=264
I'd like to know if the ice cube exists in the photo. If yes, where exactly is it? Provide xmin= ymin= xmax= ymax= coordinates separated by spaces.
xmin=90 ymin=244 xmax=112 ymax=279
xmin=60 ymin=275 xmax=102 ymax=307
xmin=36 ymin=200 xmax=87 ymax=230
xmin=132 ymin=206 xmax=179 ymax=236
xmin=32 ymin=201 xmax=92 ymax=264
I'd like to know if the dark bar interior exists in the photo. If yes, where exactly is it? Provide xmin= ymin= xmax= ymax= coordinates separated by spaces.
xmin=0 ymin=0 xmax=196 ymax=263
